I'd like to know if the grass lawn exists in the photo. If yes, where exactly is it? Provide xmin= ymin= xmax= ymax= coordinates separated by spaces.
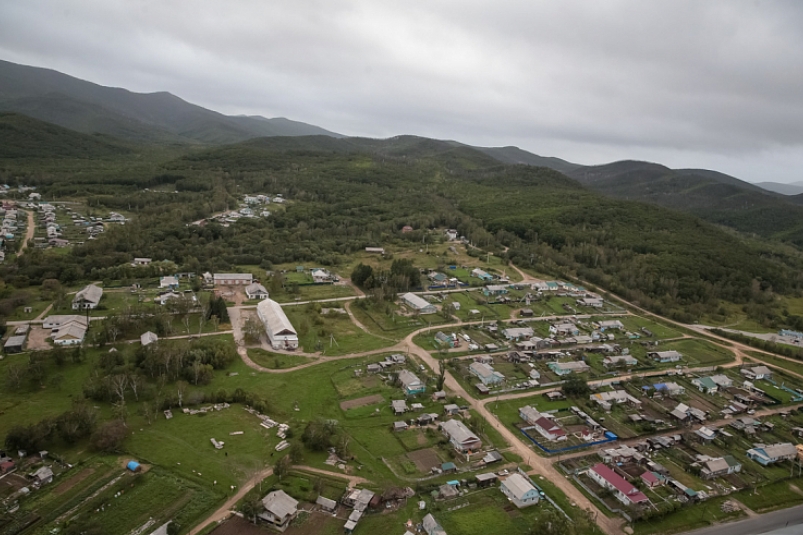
xmin=736 ymin=479 xmax=803 ymax=513
xmin=656 ymin=338 xmax=735 ymax=366
xmin=631 ymin=496 xmax=746 ymax=535
xmin=619 ymin=316 xmax=683 ymax=340
xmin=126 ymin=406 xmax=280 ymax=489
xmin=349 ymin=299 xmax=455 ymax=338
xmin=247 ymin=348 xmax=317 ymax=369
xmin=283 ymin=305 xmax=394 ymax=355
xmin=746 ymin=351 xmax=803 ymax=377
xmin=270 ymin=284 xmax=355 ymax=303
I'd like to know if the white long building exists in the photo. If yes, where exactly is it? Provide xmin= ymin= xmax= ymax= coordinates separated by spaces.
xmin=256 ymin=299 xmax=299 ymax=350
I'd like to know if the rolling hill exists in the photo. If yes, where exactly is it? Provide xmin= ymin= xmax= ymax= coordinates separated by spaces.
xmin=0 ymin=59 xmax=342 ymax=144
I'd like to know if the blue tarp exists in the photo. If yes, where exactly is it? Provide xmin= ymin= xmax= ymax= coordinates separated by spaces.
xmin=127 ymin=461 xmax=140 ymax=472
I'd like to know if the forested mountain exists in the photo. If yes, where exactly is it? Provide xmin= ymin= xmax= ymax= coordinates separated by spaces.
xmin=0 ymin=112 xmax=132 ymax=158
xmin=3 ymin=130 xmax=802 ymax=328
xmin=0 ymin=59 xmax=342 ymax=144
xmin=530 ymin=160 xmax=803 ymax=246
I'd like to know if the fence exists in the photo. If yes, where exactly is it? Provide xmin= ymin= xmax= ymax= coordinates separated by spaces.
xmin=519 ymin=427 xmax=617 ymax=454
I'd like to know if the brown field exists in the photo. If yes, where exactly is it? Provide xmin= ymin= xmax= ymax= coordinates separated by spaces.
xmin=340 ymin=394 xmax=384 ymax=411
xmin=407 ymin=448 xmax=441 ymax=472
xmin=53 ymin=467 xmax=95 ymax=495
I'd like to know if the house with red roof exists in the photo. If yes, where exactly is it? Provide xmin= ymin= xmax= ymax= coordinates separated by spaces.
xmin=532 ymin=417 xmax=567 ymax=442
xmin=588 ymin=463 xmax=649 ymax=506
xmin=640 ymin=471 xmax=662 ymax=488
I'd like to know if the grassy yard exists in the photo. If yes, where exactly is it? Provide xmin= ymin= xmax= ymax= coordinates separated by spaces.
xmin=746 ymin=351 xmax=803 ymax=377
xmin=736 ymin=479 xmax=803 ymax=513
xmin=631 ymin=496 xmax=746 ymax=535
xmin=270 ymin=284 xmax=355 ymax=303
xmin=282 ymin=305 xmax=394 ymax=355
xmin=247 ymin=348 xmax=317 ymax=369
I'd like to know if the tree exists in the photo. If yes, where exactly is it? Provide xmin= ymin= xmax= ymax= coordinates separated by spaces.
xmin=273 ymin=454 xmax=291 ymax=480
xmin=289 ymin=442 xmax=303 ymax=463
xmin=176 ymin=380 xmax=188 ymax=407
xmin=561 ymin=374 xmax=590 ymax=398
xmin=350 ymin=263 xmax=374 ymax=288
xmin=243 ymin=315 xmax=263 ymax=343
xmin=90 ymin=419 xmax=129 ymax=452
xmin=5 ymin=363 xmax=26 ymax=391
xmin=436 ymin=359 xmax=447 ymax=391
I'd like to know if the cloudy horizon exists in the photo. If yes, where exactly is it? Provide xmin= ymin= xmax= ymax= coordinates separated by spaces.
xmin=1 ymin=1 xmax=802 ymax=183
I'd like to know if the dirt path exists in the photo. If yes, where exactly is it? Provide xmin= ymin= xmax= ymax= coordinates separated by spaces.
xmin=34 ymin=303 xmax=53 ymax=321
xmin=291 ymin=465 xmax=371 ymax=486
xmin=188 ymin=467 xmax=273 ymax=535
xmin=188 ymin=464 xmax=371 ymax=535
xmin=18 ymin=209 xmax=35 ymax=253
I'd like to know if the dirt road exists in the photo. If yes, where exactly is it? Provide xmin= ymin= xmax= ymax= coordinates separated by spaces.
xmin=188 ymin=467 xmax=273 ymax=535
xmin=18 ymin=209 xmax=35 ymax=253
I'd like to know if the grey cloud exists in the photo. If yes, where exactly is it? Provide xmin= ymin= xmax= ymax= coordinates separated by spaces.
xmin=1 ymin=1 xmax=803 ymax=182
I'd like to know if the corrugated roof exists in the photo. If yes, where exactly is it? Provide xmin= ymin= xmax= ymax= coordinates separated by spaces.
xmin=74 ymin=284 xmax=103 ymax=304
xmin=257 ymin=299 xmax=297 ymax=336
xmin=502 ymin=473 xmax=536 ymax=500
xmin=262 ymin=490 xmax=298 ymax=518
xmin=590 ymin=463 xmax=648 ymax=503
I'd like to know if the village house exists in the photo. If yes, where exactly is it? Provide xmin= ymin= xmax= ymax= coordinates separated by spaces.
xmin=439 ymin=419 xmax=481 ymax=452
xmin=741 ymin=366 xmax=773 ymax=381
xmin=423 ymin=513 xmax=447 ymax=535
xmin=392 ymin=400 xmax=408 ymax=415
xmin=398 ymin=370 xmax=426 ymax=395
xmin=549 ymin=322 xmax=579 ymax=336
xmin=502 ymin=327 xmax=534 ymax=340
xmin=595 ymin=320 xmax=624 ymax=331
xmin=700 ymin=455 xmax=742 ymax=479
xmin=259 ymin=490 xmax=298 ymax=531
xmin=747 ymin=443 xmax=797 ymax=465
xmin=53 ymin=324 xmax=86 ymax=346
xmin=691 ymin=376 xmax=718 ymax=395
xmin=132 ymin=257 xmax=151 ymax=266
xmin=72 ymin=284 xmax=103 ymax=310
xmin=577 ymin=297 xmax=604 ymax=307
xmin=256 ymin=299 xmax=299 ymax=350
xmin=587 ymin=463 xmax=649 ymax=507
xmin=140 ymin=331 xmax=158 ymax=346
xmin=470 ymin=268 xmax=493 ymax=281
xmin=531 ymin=416 xmax=567 ymax=441
xmin=482 ymin=284 xmax=509 ymax=297
xmin=31 ymin=466 xmax=53 ymax=486
xmin=401 ymin=292 xmax=437 ymax=314
xmin=213 ymin=273 xmax=253 ymax=286
xmin=602 ymin=355 xmax=638 ymax=368
xmin=640 ymin=471 xmax=663 ymax=488
xmin=500 ymin=474 xmax=540 ymax=508
xmin=434 ymin=331 xmax=455 ymax=347
xmin=245 ymin=282 xmax=269 ymax=300
xmin=710 ymin=374 xmax=734 ymax=388
xmin=159 ymin=276 xmax=180 ymax=289
xmin=649 ymin=350 xmax=683 ymax=363
xmin=590 ymin=390 xmax=642 ymax=411
xmin=654 ymin=381 xmax=686 ymax=396
xmin=469 ymin=362 xmax=505 ymax=386
xmin=548 ymin=360 xmax=590 ymax=376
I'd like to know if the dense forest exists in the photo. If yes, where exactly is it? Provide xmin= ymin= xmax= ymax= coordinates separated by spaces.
xmin=2 ymin=125 xmax=803 ymax=328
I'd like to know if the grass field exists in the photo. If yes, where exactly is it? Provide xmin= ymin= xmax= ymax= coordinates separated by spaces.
xmin=282 ymin=305 xmax=394 ymax=355
xmin=736 ymin=479 xmax=803 ymax=513
xmin=247 ymin=348 xmax=317 ymax=369
xmin=631 ymin=495 xmax=746 ymax=535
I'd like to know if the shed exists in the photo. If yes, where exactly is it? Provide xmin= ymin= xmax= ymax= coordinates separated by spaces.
xmin=127 ymin=460 xmax=141 ymax=472
xmin=316 ymin=496 xmax=337 ymax=512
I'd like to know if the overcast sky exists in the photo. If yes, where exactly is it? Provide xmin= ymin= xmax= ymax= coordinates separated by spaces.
xmin=1 ymin=1 xmax=802 ymax=183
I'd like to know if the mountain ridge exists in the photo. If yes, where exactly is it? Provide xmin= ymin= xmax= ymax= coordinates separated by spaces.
xmin=0 ymin=59 xmax=343 ymax=144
